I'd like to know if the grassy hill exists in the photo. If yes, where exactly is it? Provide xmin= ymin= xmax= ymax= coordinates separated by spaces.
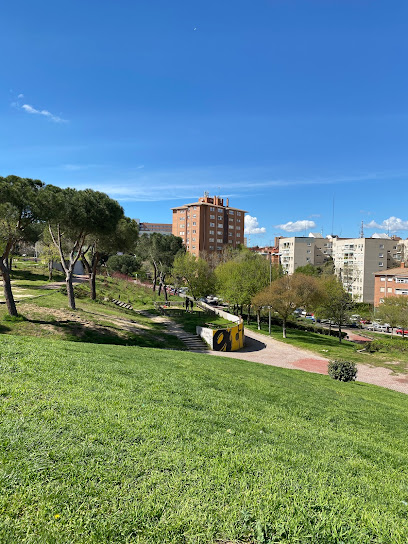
xmin=1 ymin=336 xmax=408 ymax=543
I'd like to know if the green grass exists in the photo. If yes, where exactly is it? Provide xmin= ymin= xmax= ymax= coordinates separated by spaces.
xmin=246 ymin=322 xmax=408 ymax=374
xmin=1 ymin=270 xmax=186 ymax=350
xmin=0 ymin=335 xmax=408 ymax=543
xmin=169 ymin=308 xmax=236 ymax=335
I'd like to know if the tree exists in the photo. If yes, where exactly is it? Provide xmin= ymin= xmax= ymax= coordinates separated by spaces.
xmin=376 ymin=297 xmax=408 ymax=337
xmin=42 ymin=186 xmax=123 ymax=310
xmin=316 ymin=276 xmax=354 ymax=342
xmin=81 ymin=216 xmax=139 ymax=300
xmin=172 ymin=253 xmax=215 ymax=300
xmin=215 ymin=251 xmax=281 ymax=322
xmin=106 ymin=255 xmax=141 ymax=276
xmin=252 ymin=274 xmax=321 ymax=338
xmin=136 ymin=234 xmax=184 ymax=298
xmin=0 ymin=175 xmax=44 ymax=316
xmin=37 ymin=227 xmax=62 ymax=281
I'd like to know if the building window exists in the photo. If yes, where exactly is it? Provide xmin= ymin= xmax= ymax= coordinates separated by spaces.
xmin=192 ymin=238 xmax=196 ymax=242
xmin=192 ymin=246 xmax=196 ymax=249
xmin=229 ymin=232 xmax=233 ymax=237
xmin=192 ymin=222 xmax=196 ymax=226
xmin=380 ymin=277 xmax=385 ymax=282
xmin=217 ymin=246 xmax=222 ymax=250
xmin=209 ymin=245 xmax=214 ymax=250
xmin=387 ymin=288 xmax=392 ymax=293
xmin=379 ymin=253 xmax=384 ymax=258
xmin=210 ymin=215 xmax=215 ymax=219
xmin=210 ymin=222 xmax=215 ymax=227
xmin=192 ymin=230 xmax=196 ymax=234
xmin=380 ymin=287 xmax=385 ymax=293
xmin=229 ymin=225 xmax=234 ymax=230
xmin=217 ymin=231 xmax=222 ymax=235
xmin=379 ymin=244 xmax=384 ymax=249
xmin=210 ymin=207 xmax=214 ymax=211
xmin=179 ymin=231 xmax=184 ymax=235
xmin=217 ymin=238 xmax=223 ymax=243
xmin=237 ymin=219 xmax=241 ymax=223
xmin=237 ymin=212 xmax=241 ymax=216
xmin=229 ymin=240 xmax=233 ymax=244
xmin=379 ymin=262 xmax=384 ymax=267
xmin=387 ymin=277 xmax=393 ymax=282
xmin=379 ymin=298 xmax=384 ymax=303
xmin=229 ymin=218 xmax=234 ymax=223
xmin=229 ymin=210 xmax=234 ymax=215
xmin=209 ymin=230 xmax=214 ymax=234
xmin=193 ymin=214 xmax=196 ymax=218
xmin=218 ymin=216 xmax=223 ymax=221
xmin=307 ymin=250 xmax=311 ymax=254
xmin=193 ymin=206 xmax=197 ymax=210
xmin=209 ymin=238 xmax=214 ymax=242
xmin=236 ymin=232 xmax=241 ymax=237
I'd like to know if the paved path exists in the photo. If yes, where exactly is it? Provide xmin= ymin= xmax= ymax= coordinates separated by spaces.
xmin=208 ymin=328 xmax=408 ymax=395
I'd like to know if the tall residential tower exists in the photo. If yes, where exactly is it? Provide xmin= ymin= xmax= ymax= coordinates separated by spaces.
xmin=171 ymin=194 xmax=247 ymax=256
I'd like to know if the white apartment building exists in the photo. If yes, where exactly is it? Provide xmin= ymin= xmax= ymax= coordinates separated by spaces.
xmin=332 ymin=236 xmax=403 ymax=303
xmin=279 ymin=234 xmax=333 ymax=274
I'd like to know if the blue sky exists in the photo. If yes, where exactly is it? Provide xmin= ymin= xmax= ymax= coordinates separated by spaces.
xmin=1 ymin=0 xmax=407 ymax=245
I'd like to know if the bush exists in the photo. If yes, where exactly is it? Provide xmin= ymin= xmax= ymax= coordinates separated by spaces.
xmin=328 ymin=359 xmax=357 ymax=382
xmin=106 ymin=255 xmax=141 ymax=277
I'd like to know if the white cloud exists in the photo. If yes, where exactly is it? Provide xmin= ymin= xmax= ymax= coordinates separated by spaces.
xmin=365 ymin=216 xmax=408 ymax=232
xmin=17 ymin=93 xmax=24 ymax=99
xmin=244 ymin=215 xmax=266 ymax=235
xmin=275 ymin=219 xmax=316 ymax=232
xmin=21 ymin=103 xmax=67 ymax=123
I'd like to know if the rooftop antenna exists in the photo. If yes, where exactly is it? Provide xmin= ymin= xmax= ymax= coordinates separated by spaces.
xmin=360 ymin=220 xmax=364 ymax=239
xmin=204 ymin=190 xmax=209 ymax=198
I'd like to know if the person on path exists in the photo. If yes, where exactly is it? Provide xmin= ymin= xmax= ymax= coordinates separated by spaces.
xmin=190 ymin=299 xmax=194 ymax=311
xmin=185 ymin=297 xmax=189 ymax=312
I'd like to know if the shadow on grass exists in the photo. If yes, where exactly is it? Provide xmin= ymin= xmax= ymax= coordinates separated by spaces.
xmin=0 ymin=324 xmax=11 ymax=334
xmin=25 ymin=317 xmax=173 ymax=349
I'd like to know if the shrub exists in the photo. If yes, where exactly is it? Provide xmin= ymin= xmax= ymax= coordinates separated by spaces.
xmin=328 ymin=359 xmax=357 ymax=382
xmin=106 ymin=255 xmax=141 ymax=277
xmin=366 ymin=338 xmax=408 ymax=353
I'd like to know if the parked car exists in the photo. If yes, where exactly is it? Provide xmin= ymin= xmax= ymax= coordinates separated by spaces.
xmin=360 ymin=319 xmax=371 ymax=324
xmin=396 ymin=328 xmax=408 ymax=336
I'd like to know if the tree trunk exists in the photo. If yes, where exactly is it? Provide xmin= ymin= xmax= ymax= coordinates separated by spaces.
xmin=257 ymin=309 xmax=261 ymax=330
xmin=0 ymin=259 xmax=18 ymax=317
xmin=152 ymin=266 xmax=157 ymax=292
xmin=164 ymin=284 xmax=168 ymax=302
xmin=338 ymin=323 xmax=342 ymax=343
xmin=247 ymin=304 xmax=251 ymax=324
xmin=282 ymin=318 xmax=287 ymax=339
xmin=66 ymin=275 xmax=76 ymax=310
xmin=90 ymin=272 xmax=96 ymax=300
xmin=48 ymin=260 xmax=53 ymax=281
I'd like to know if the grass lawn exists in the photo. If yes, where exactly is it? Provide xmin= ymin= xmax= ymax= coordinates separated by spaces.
xmin=246 ymin=322 xmax=408 ymax=374
xmin=1 ymin=271 xmax=185 ymax=350
xmin=0 ymin=335 xmax=407 ymax=543
xmin=169 ymin=308 xmax=236 ymax=335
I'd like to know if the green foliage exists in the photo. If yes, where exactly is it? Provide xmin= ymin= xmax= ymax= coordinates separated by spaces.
xmin=252 ymin=274 xmax=322 ymax=337
xmin=328 ymin=359 xmax=358 ymax=381
xmin=106 ymin=254 xmax=141 ymax=276
xmin=172 ymin=252 xmax=215 ymax=299
xmin=0 ymin=336 xmax=408 ymax=543
xmin=215 ymin=251 xmax=279 ymax=306
xmin=366 ymin=338 xmax=408 ymax=353
xmin=376 ymin=296 xmax=408 ymax=331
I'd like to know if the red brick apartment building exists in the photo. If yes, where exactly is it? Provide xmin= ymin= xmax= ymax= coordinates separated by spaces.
xmin=249 ymin=244 xmax=280 ymax=265
xmin=171 ymin=194 xmax=247 ymax=256
xmin=374 ymin=263 xmax=408 ymax=306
